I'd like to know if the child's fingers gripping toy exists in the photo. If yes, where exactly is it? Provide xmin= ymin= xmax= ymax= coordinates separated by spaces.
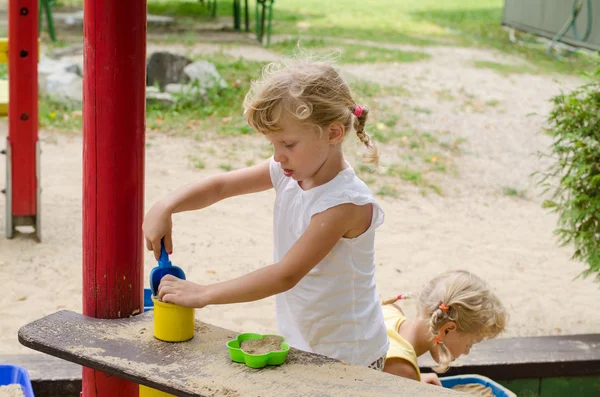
xmin=149 ymin=240 xmax=186 ymax=297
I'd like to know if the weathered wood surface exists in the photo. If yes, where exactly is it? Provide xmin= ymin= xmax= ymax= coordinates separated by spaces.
xmin=18 ymin=310 xmax=455 ymax=397
xmin=419 ymin=333 xmax=600 ymax=379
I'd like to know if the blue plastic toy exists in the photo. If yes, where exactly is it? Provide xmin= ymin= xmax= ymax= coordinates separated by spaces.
xmin=0 ymin=365 xmax=35 ymax=397
xmin=440 ymin=374 xmax=516 ymax=397
xmin=149 ymin=240 xmax=186 ymax=297
xmin=143 ymin=288 xmax=154 ymax=312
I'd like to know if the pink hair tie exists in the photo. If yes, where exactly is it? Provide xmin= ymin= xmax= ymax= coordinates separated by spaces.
xmin=353 ymin=105 xmax=363 ymax=118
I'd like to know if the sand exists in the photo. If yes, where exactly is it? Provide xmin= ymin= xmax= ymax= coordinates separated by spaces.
xmin=452 ymin=384 xmax=495 ymax=397
xmin=0 ymin=385 xmax=25 ymax=397
xmin=1 ymin=41 xmax=599 ymax=359
xmin=240 ymin=336 xmax=284 ymax=355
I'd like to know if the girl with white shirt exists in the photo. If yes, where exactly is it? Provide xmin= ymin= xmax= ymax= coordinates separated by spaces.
xmin=143 ymin=58 xmax=389 ymax=369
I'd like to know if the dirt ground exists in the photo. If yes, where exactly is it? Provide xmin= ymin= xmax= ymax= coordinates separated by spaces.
xmin=1 ymin=39 xmax=599 ymax=359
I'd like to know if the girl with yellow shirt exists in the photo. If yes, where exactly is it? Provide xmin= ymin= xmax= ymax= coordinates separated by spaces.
xmin=381 ymin=270 xmax=508 ymax=386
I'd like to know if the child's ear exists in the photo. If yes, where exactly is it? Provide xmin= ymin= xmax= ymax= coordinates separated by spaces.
xmin=438 ymin=321 xmax=457 ymax=336
xmin=327 ymin=122 xmax=345 ymax=144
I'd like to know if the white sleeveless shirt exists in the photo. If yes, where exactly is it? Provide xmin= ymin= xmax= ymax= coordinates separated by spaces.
xmin=269 ymin=157 xmax=389 ymax=366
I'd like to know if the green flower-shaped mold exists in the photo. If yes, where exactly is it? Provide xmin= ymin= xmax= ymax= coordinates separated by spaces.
xmin=226 ymin=333 xmax=290 ymax=369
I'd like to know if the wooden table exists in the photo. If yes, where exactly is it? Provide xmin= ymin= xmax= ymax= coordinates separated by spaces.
xmin=18 ymin=310 xmax=454 ymax=397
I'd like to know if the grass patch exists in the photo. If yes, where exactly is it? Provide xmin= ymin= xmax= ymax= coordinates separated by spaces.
xmin=39 ymin=96 xmax=83 ymax=132
xmin=503 ymin=187 xmax=527 ymax=199
xmin=369 ymin=125 xmax=461 ymax=195
xmin=55 ymin=0 xmax=597 ymax=75
xmin=474 ymin=61 xmax=537 ymax=76
xmin=147 ymin=0 xmax=224 ymax=17
xmin=350 ymin=79 xmax=409 ymax=100
xmin=377 ymin=185 xmax=399 ymax=198
xmin=422 ymin=184 xmax=443 ymax=196
xmin=146 ymin=53 xmax=266 ymax=135
xmin=358 ymin=164 xmax=377 ymax=174
xmin=55 ymin=0 xmax=232 ymax=17
xmin=38 ymin=52 xmax=266 ymax=136
xmin=273 ymin=0 xmax=597 ymax=75
xmin=189 ymin=155 xmax=206 ymax=169
xmin=436 ymin=89 xmax=456 ymax=101
xmin=412 ymin=3 xmax=597 ymax=74
xmin=274 ymin=0 xmax=447 ymax=46
xmin=271 ymin=38 xmax=430 ymax=64
xmin=413 ymin=106 xmax=433 ymax=115
xmin=387 ymin=166 xmax=424 ymax=184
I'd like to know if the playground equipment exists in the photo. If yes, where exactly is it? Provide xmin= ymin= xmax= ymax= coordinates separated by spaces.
xmin=255 ymin=0 xmax=274 ymax=46
xmin=2 ymin=0 xmax=41 ymax=241
xmin=231 ymin=0 xmax=275 ymax=46
xmin=79 ymin=0 xmax=146 ymax=394
xmin=39 ymin=0 xmax=57 ymax=42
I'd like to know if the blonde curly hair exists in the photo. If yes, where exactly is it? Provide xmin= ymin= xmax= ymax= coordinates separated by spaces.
xmin=243 ymin=58 xmax=378 ymax=164
xmin=383 ymin=270 xmax=508 ymax=373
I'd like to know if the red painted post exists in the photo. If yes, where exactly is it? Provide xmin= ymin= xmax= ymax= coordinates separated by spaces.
xmin=82 ymin=0 xmax=146 ymax=396
xmin=6 ymin=0 xmax=39 ymax=238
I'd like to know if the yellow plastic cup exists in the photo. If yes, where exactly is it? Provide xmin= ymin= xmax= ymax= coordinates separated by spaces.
xmin=140 ymin=384 xmax=176 ymax=397
xmin=152 ymin=296 xmax=195 ymax=342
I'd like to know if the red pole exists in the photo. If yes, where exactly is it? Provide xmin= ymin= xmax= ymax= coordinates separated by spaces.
xmin=7 ymin=0 xmax=39 ymax=236
xmin=82 ymin=0 xmax=146 ymax=396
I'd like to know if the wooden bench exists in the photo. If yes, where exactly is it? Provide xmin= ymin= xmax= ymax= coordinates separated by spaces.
xmin=16 ymin=310 xmax=455 ymax=397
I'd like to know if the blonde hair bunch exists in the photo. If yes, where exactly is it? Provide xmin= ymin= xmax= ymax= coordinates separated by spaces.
xmin=383 ymin=270 xmax=507 ymax=372
xmin=243 ymin=56 xmax=378 ymax=164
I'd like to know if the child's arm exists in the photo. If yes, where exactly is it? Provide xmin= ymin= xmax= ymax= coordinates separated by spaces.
xmin=383 ymin=358 xmax=420 ymax=381
xmin=143 ymin=160 xmax=272 ymax=259
xmin=420 ymin=373 xmax=442 ymax=386
xmin=383 ymin=359 xmax=441 ymax=386
xmin=157 ymin=202 xmax=369 ymax=307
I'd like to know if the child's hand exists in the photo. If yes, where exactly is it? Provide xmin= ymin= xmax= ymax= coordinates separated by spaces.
xmin=421 ymin=373 xmax=442 ymax=386
xmin=143 ymin=200 xmax=174 ymax=260
xmin=157 ymin=275 xmax=208 ymax=308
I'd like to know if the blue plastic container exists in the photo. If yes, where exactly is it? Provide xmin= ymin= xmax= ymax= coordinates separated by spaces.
xmin=144 ymin=288 xmax=154 ymax=312
xmin=440 ymin=375 xmax=515 ymax=397
xmin=0 ymin=364 xmax=35 ymax=397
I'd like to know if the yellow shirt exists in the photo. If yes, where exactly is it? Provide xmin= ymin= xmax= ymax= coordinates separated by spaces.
xmin=382 ymin=304 xmax=421 ymax=381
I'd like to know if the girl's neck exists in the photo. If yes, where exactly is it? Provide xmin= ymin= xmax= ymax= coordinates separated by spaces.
xmin=400 ymin=318 xmax=435 ymax=357
xmin=299 ymin=148 xmax=347 ymax=190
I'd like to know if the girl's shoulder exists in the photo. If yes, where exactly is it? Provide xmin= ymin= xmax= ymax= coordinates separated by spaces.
xmin=382 ymin=304 xmax=407 ymax=320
